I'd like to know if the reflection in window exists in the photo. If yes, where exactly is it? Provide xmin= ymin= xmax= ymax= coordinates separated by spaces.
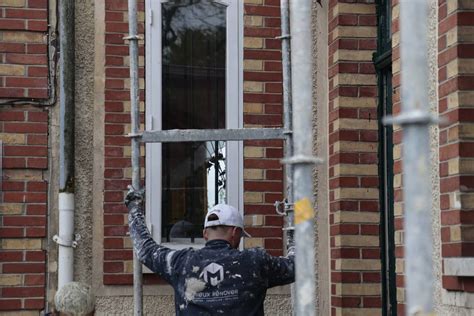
xmin=161 ymin=0 xmax=227 ymax=243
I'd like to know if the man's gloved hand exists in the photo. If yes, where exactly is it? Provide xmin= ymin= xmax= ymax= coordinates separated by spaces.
xmin=125 ymin=185 xmax=145 ymax=208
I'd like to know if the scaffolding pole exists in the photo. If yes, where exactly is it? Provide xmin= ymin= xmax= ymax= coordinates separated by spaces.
xmin=280 ymin=0 xmax=294 ymax=241
xmin=126 ymin=0 xmax=143 ymax=315
xmin=386 ymin=0 xmax=435 ymax=314
xmin=289 ymin=0 xmax=317 ymax=315
xmin=279 ymin=0 xmax=296 ymax=312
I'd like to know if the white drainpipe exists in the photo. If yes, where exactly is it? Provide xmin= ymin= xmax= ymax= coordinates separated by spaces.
xmin=54 ymin=193 xmax=76 ymax=288
xmin=53 ymin=0 xmax=76 ymax=291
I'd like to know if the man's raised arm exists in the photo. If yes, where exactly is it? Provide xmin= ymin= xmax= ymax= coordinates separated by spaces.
xmin=125 ymin=187 xmax=178 ymax=283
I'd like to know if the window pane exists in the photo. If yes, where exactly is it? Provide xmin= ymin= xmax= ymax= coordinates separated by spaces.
xmin=161 ymin=0 xmax=227 ymax=243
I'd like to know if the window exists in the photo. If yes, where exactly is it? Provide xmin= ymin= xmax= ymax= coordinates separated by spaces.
xmin=145 ymin=0 xmax=243 ymax=248
xmin=375 ymin=0 xmax=396 ymax=314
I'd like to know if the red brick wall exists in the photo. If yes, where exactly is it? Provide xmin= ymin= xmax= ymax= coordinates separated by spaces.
xmin=102 ymin=0 xmax=145 ymax=285
xmin=0 ymin=107 xmax=48 ymax=311
xmin=242 ymin=0 xmax=284 ymax=257
xmin=327 ymin=1 xmax=380 ymax=314
xmin=0 ymin=0 xmax=49 ymax=100
xmin=0 ymin=0 xmax=49 ymax=312
xmin=438 ymin=0 xmax=474 ymax=292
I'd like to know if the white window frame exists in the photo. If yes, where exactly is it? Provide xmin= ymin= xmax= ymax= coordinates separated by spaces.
xmin=145 ymin=0 xmax=243 ymax=249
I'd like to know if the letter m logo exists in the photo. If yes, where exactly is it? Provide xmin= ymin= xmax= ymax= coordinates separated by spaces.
xmin=200 ymin=263 xmax=224 ymax=286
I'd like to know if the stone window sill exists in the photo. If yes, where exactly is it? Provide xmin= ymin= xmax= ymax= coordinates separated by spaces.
xmin=444 ymin=258 xmax=474 ymax=276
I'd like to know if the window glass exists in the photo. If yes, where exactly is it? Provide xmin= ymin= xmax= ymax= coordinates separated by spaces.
xmin=161 ymin=0 xmax=227 ymax=243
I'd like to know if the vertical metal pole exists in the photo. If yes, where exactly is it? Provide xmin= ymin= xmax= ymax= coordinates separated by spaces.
xmin=279 ymin=0 xmax=295 ymax=312
xmin=289 ymin=1 xmax=316 ymax=315
xmin=399 ymin=0 xmax=434 ymax=315
xmin=126 ymin=0 xmax=143 ymax=315
xmin=280 ymin=0 xmax=294 ymax=235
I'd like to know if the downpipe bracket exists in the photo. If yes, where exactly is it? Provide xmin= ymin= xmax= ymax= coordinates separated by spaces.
xmin=53 ymin=234 xmax=81 ymax=248
xmin=127 ymin=132 xmax=143 ymax=138
xmin=276 ymin=34 xmax=291 ymax=40
xmin=123 ymin=35 xmax=143 ymax=41
xmin=281 ymin=155 xmax=324 ymax=165
xmin=274 ymin=200 xmax=294 ymax=216
xmin=383 ymin=111 xmax=445 ymax=126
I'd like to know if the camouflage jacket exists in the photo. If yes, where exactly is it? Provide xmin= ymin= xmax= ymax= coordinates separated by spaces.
xmin=127 ymin=195 xmax=295 ymax=315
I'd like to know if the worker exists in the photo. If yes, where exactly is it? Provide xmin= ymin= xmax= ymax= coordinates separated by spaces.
xmin=125 ymin=187 xmax=295 ymax=315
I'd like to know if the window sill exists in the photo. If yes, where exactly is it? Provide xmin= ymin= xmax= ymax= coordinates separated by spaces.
xmin=444 ymin=258 xmax=474 ymax=276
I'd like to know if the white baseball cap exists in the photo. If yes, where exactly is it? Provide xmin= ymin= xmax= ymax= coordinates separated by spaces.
xmin=204 ymin=204 xmax=251 ymax=237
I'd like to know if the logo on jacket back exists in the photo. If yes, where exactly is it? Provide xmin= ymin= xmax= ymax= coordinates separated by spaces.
xmin=200 ymin=263 xmax=224 ymax=286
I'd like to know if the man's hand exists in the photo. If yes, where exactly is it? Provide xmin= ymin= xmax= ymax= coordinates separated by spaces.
xmin=125 ymin=185 xmax=145 ymax=209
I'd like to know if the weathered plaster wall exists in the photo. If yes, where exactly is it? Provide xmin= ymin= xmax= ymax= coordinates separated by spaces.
xmin=94 ymin=294 xmax=292 ymax=315
xmin=313 ymin=2 xmax=330 ymax=315
xmin=73 ymin=0 xmax=95 ymax=286
xmin=428 ymin=0 xmax=443 ymax=311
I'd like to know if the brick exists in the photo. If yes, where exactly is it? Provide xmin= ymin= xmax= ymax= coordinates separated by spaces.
xmin=103 ymin=274 xmax=133 ymax=285
xmin=334 ymin=164 xmax=378 ymax=176
xmin=244 ymin=214 xmax=264 ymax=226
xmin=244 ymin=15 xmax=263 ymax=27
xmin=335 ymin=119 xmax=377 ymax=131
xmin=0 ymin=88 xmax=25 ymax=98
xmin=333 ymin=74 xmax=376 ymax=87
xmin=244 ymin=81 xmax=264 ymax=93
xmin=334 ymin=188 xmax=379 ymax=200
xmin=333 ymin=3 xmax=375 ymax=16
xmin=333 ymin=50 xmax=374 ymax=63
xmin=461 ymin=193 xmax=474 ymax=209
xmin=244 ymin=192 xmax=263 ymax=203
xmin=244 ymin=37 xmax=264 ymax=49
xmin=25 ymin=250 xmax=45 ymax=261
xmin=244 ymin=169 xmax=264 ymax=180
xmin=450 ymin=225 xmax=462 ymax=242
xmin=0 ymin=299 xmax=22 ymax=310
xmin=3 ymin=263 xmax=46 ymax=273
xmin=334 ymin=235 xmax=379 ymax=247
xmin=333 ymin=26 xmax=377 ymax=39
xmin=24 ymin=298 xmax=44 ymax=309
xmin=244 ymin=237 xmax=264 ymax=248
xmin=4 ymin=122 xmax=47 ymax=133
xmin=124 ymin=261 xmax=134 ymax=273
xmin=244 ymin=102 xmax=264 ymax=114
xmin=333 ymin=97 xmax=376 ymax=109
xmin=4 ymin=215 xmax=46 ymax=226
xmin=244 ymin=146 xmax=264 ymax=158
xmin=2 ymin=31 xmax=45 ymax=43
xmin=0 ymin=64 xmax=25 ymax=76
xmin=0 ymin=0 xmax=25 ymax=7
xmin=6 ymin=77 xmax=47 ymax=88
xmin=335 ymin=259 xmax=381 ymax=271
xmin=0 ymin=133 xmax=26 ymax=144
xmin=333 ymin=141 xmax=377 ymax=153
xmin=27 ymin=20 xmax=48 ymax=32
xmin=334 ymin=211 xmax=380 ymax=224
xmin=2 ymin=286 xmax=44 ymax=298
xmin=334 ymin=283 xmax=380 ymax=296
xmin=0 ymin=275 xmax=22 ymax=286
xmin=244 ymin=60 xmax=264 ymax=71
xmin=2 ymin=238 xmax=41 ymax=249
xmin=4 ymin=145 xmax=47 ymax=156
xmin=0 ymin=203 xmax=24 ymax=215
